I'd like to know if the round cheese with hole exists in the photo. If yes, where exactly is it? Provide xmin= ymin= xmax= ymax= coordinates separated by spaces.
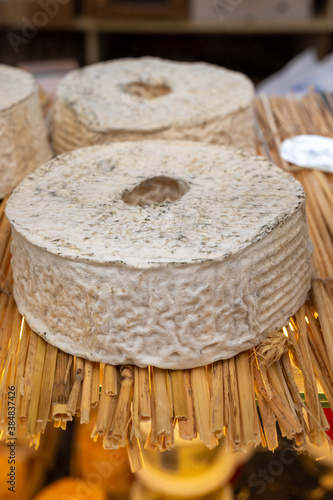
xmin=52 ymin=57 xmax=255 ymax=155
xmin=0 ymin=65 xmax=51 ymax=198
xmin=6 ymin=141 xmax=311 ymax=369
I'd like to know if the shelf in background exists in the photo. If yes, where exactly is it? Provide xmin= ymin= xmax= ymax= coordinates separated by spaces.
xmin=2 ymin=15 xmax=333 ymax=34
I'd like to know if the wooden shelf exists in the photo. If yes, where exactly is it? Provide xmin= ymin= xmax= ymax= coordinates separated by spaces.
xmin=1 ymin=14 xmax=333 ymax=64
xmin=74 ymin=16 xmax=333 ymax=35
xmin=2 ymin=15 xmax=333 ymax=34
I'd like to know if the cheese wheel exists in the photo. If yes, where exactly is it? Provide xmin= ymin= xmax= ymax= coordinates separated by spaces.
xmin=52 ymin=57 xmax=254 ymax=155
xmin=0 ymin=65 xmax=51 ymax=198
xmin=6 ymin=141 xmax=311 ymax=369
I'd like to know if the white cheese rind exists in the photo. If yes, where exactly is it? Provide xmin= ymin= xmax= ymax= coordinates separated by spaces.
xmin=0 ymin=65 xmax=52 ymax=198
xmin=6 ymin=142 xmax=311 ymax=369
xmin=52 ymin=57 xmax=255 ymax=154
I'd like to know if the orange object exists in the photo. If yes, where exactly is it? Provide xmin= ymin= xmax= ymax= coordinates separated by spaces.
xmin=0 ymin=439 xmax=31 ymax=500
xmin=34 ymin=477 xmax=106 ymax=500
xmin=73 ymin=409 xmax=133 ymax=494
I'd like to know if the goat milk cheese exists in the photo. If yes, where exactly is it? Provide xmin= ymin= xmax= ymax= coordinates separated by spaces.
xmin=0 ymin=65 xmax=51 ymax=198
xmin=52 ymin=57 xmax=255 ymax=155
xmin=6 ymin=142 xmax=311 ymax=369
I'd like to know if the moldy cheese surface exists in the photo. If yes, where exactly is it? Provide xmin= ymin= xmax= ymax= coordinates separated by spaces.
xmin=0 ymin=64 xmax=52 ymax=198
xmin=0 ymin=64 xmax=35 ymax=111
xmin=52 ymin=57 xmax=255 ymax=154
xmin=6 ymin=142 xmax=311 ymax=368
xmin=7 ymin=142 xmax=304 ymax=266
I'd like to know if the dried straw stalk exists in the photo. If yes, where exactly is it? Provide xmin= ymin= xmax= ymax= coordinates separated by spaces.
xmin=178 ymin=369 xmax=196 ymax=440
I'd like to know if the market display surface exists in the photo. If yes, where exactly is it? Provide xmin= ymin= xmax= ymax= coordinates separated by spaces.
xmin=0 ymin=64 xmax=51 ymax=198
xmin=52 ymin=57 xmax=254 ymax=155
xmin=0 ymin=93 xmax=332 ymax=473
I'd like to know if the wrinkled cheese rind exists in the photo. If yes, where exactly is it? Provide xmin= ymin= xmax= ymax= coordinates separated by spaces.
xmin=52 ymin=57 xmax=254 ymax=154
xmin=0 ymin=65 xmax=52 ymax=198
xmin=6 ymin=142 xmax=311 ymax=369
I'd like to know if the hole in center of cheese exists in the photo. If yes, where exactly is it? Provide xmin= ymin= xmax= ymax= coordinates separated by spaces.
xmin=126 ymin=81 xmax=171 ymax=99
xmin=122 ymin=176 xmax=190 ymax=207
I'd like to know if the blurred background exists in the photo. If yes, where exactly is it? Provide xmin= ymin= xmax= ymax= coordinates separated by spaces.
xmin=1 ymin=0 xmax=333 ymax=92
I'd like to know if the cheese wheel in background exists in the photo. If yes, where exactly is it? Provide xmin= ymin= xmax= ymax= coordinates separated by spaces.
xmin=6 ymin=141 xmax=311 ymax=369
xmin=52 ymin=57 xmax=254 ymax=155
xmin=0 ymin=65 xmax=51 ymax=198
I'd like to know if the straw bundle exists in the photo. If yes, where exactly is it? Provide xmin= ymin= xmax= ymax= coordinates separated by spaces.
xmin=0 ymin=92 xmax=332 ymax=472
